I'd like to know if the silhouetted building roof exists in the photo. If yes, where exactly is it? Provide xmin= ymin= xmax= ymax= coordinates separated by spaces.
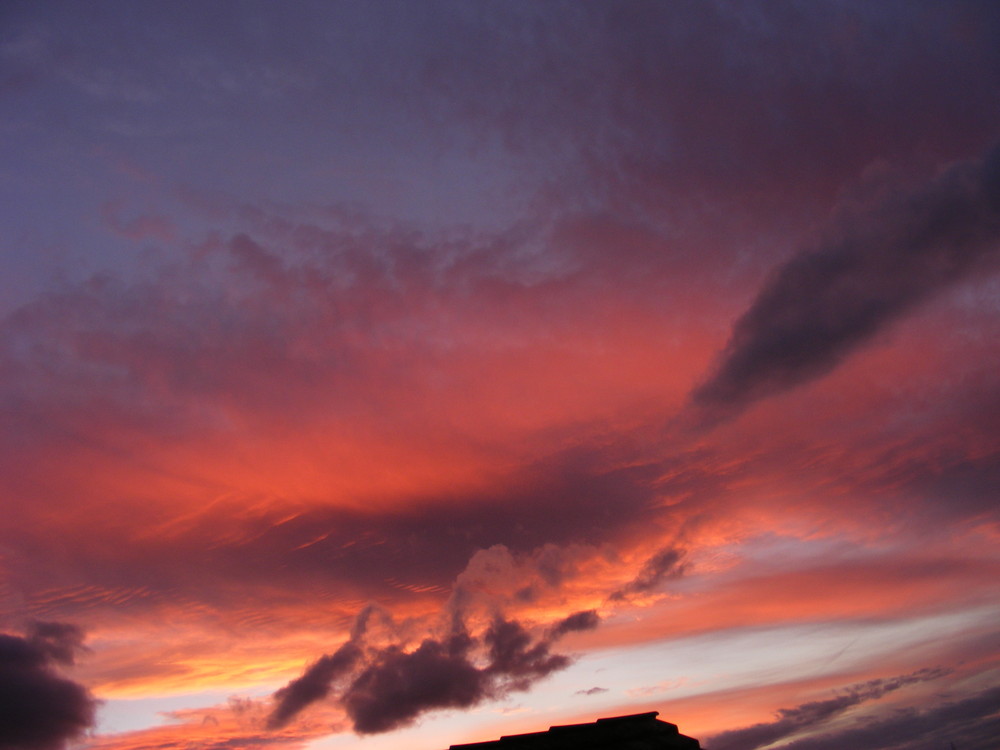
xmin=449 ymin=711 xmax=701 ymax=750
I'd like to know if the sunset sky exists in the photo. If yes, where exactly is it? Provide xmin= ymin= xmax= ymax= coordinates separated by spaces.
xmin=2 ymin=2 xmax=999 ymax=749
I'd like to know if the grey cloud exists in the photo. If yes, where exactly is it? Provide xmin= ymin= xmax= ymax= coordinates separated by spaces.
xmin=0 ymin=622 xmax=97 ymax=750
xmin=267 ymin=641 xmax=362 ymax=730
xmin=484 ymin=618 xmax=568 ymax=687
xmin=342 ymin=631 xmax=483 ymax=735
xmin=549 ymin=610 xmax=600 ymax=639
xmin=269 ymin=606 xmax=594 ymax=734
xmin=610 ymin=547 xmax=686 ymax=601
xmin=775 ymin=683 xmax=1000 ymax=750
xmin=691 ymin=143 xmax=1000 ymax=427
xmin=26 ymin=621 xmax=87 ymax=667
xmin=706 ymin=667 xmax=950 ymax=750
xmin=341 ymin=616 xmax=580 ymax=734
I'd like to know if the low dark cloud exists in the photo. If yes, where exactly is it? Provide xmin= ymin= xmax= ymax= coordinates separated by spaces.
xmin=706 ymin=667 xmax=949 ymax=750
xmin=267 ymin=641 xmax=362 ymax=730
xmin=610 ymin=547 xmax=686 ymax=601
xmin=692 ymin=143 xmax=1000 ymax=427
xmin=775 ymin=683 xmax=1000 ymax=750
xmin=26 ymin=621 xmax=87 ymax=667
xmin=0 ymin=622 xmax=97 ymax=750
xmin=549 ymin=610 xmax=600 ymax=639
xmin=483 ymin=618 xmax=569 ymax=689
xmin=575 ymin=686 xmax=608 ymax=696
xmin=269 ymin=609 xmax=600 ymax=734
xmin=343 ymin=630 xmax=483 ymax=735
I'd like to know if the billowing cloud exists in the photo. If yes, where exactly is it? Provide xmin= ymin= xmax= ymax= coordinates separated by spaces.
xmin=482 ymin=618 xmax=568 ymax=687
xmin=692 ymin=143 xmax=1000 ymax=426
xmin=342 ymin=630 xmax=484 ymax=735
xmin=0 ymin=622 xmax=97 ymax=750
xmin=268 ymin=607 xmax=601 ymax=734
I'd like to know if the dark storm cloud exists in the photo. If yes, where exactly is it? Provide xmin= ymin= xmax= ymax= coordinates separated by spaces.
xmin=706 ymin=668 xmax=950 ymax=750
xmin=691 ymin=143 xmax=1000 ymax=426
xmin=0 ymin=622 xmax=96 ymax=750
xmin=610 ymin=547 xmax=686 ymax=601
xmin=269 ymin=610 xmax=595 ymax=734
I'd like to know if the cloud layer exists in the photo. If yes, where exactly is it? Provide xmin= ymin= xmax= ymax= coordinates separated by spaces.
xmin=0 ymin=3 xmax=998 ymax=750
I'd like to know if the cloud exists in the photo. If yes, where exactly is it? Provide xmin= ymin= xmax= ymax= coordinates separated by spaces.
xmin=774 ymin=683 xmax=1000 ymax=750
xmin=483 ymin=618 xmax=569 ymax=687
xmin=84 ymin=695 xmax=336 ymax=750
xmin=342 ymin=630 xmax=485 ymax=734
xmin=705 ymin=667 xmax=950 ymax=750
xmin=610 ymin=547 xmax=686 ymax=601
xmin=101 ymin=202 xmax=175 ymax=243
xmin=691 ymin=143 xmax=1000 ymax=427
xmin=267 ymin=641 xmax=362 ymax=730
xmin=575 ymin=686 xmax=608 ymax=696
xmin=549 ymin=610 xmax=600 ymax=639
xmin=268 ymin=606 xmax=601 ymax=734
xmin=0 ymin=622 xmax=97 ymax=750
xmin=26 ymin=621 xmax=88 ymax=666
xmin=3 ymin=441 xmax=669 ymax=627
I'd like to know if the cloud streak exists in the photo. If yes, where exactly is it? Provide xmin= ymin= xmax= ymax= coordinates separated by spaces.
xmin=705 ymin=667 xmax=950 ymax=750
xmin=692 ymin=143 xmax=1000 ymax=426
xmin=774 ymin=683 xmax=1000 ymax=750
xmin=610 ymin=547 xmax=686 ymax=602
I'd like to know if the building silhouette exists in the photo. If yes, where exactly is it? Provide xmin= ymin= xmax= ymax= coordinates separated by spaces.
xmin=449 ymin=711 xmax=701 ymax=749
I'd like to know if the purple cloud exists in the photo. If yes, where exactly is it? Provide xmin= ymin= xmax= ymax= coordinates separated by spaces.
xmin=0 ymin=622 xmax=97 ymax=750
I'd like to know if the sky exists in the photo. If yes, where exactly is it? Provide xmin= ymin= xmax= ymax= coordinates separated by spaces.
xmin=1 ymin=2 xmax=999 ymax=749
